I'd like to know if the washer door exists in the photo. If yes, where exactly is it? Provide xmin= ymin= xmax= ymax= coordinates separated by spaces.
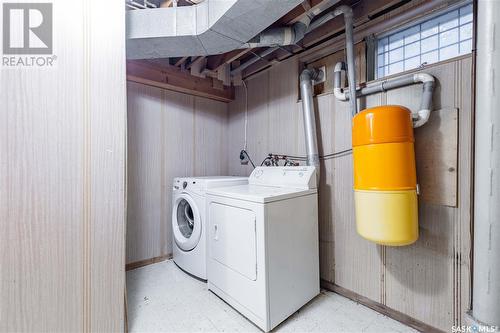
xmin=172 ymin=193 xmax=202 ymax=251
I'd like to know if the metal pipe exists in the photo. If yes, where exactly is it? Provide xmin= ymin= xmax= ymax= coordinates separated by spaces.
xmin=300 ymin=0 xmax=454 ymax=66
xmin=232 ymin=1 xmax=342 ymax=76
xmin=414 ymin=73 xmax=435 ymax=128
xmin=299 ymin=68 xmax=323 ymax=183
xmin=240 ymin=16 xmax=312 ymax=49
xmin=472 ymin=0 xmax=500 ymax=327
xmin=231 ymin=47 xmax=280 ymax=75
xmin=241 ymin=0 xmax=344 ymax=49
xmin=333 ymin=62 xmax=348 ymax=101
xmin=333 ymin=64 xmax=435 ymax=128
xmin=144 ymin=0 xmax=158 ymax=8
xmin=334 ymin=5 xmax=358 ymax=117
xmin=127 ymin=0 xmax=147 ymax=9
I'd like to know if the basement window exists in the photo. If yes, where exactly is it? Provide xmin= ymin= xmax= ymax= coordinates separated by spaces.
xmin=375 ymin=2 xmax=473 ymax=78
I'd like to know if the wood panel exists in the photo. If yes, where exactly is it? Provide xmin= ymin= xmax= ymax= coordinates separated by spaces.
xmin=308 ymin=42 xmax=367 ymax=96
xmin=227 ymin=55 xmax=473 ymax=330
xmin=193 ymin=97 xmax=229 ymax=176
xmin=456 ymin=57 xmax=473 ymax=327
xmin=227 ymin=85 xmax=251 ymax=176
xmin=127 ymin=82 xmax=164 ymax=264
xmin=382 ymin=61 xmax=468 ymax=331
xmin=323 ymin=282 xmax=443 ymax=333
xmin=88 ymin=1 xmax=127 ymax=330
xmin=162 ymin=90 xmax=196 ymax=256
xmin=126 ymin=84 xmax=229 ymax=264
xmin=268 ymin=57 xmax=300 ymax=156
xmin=384 ymin=60 xmax=460 ymax=207
xmin=330 ymin=94 xmax=384 ymax=302
xmin=415 ymin=108 xmax=458 ymax=207
xmin=247 ymin=71 xmax=271 ymax=166
xmin=0 ymin=0 xmax=127 ymax=331
xmin=385 ymin=204 xmax=456 ymax=331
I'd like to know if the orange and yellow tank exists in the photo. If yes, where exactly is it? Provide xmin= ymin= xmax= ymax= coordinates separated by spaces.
xmin=352 ymin=105 xmax=418 ymax=246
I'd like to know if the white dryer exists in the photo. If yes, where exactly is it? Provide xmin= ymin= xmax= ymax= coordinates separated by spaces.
xmin=206 ymin=166 xmax=319 ymax=332
xmin=172 ymin=176 xmax=247 ymax=280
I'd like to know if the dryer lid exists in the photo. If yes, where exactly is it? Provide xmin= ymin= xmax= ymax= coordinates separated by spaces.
xmin=206 ymin=184 xmax=316 ymax=203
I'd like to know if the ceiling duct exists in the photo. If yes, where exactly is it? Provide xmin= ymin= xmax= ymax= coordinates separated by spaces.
xmin=126 ymin=0 xmax=305 ymax=59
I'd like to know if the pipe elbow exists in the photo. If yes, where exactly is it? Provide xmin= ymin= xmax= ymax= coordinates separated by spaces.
xmin=414 ymin=73 xmax=435 ymax=84
xmin=300 ymin=68 xmax=322 ymax=82
xmin=334 ymin=5 xmax=353 ymax=18
xmin=415 ymin=72 xmax=434 ymax=127
xmin=334 ymin=88 xmax=348 ymax=101
xmin=300 ymin=70 xmax=313 ymax=82
xmin=413 ymin=109 xmax=431 ymax=128
xmin=334 ymin=61 xmax=346 ymax=72
xmin=333 ymin=62 xmax=348 ymax=101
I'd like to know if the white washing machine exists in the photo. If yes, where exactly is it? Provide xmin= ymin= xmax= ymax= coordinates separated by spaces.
xmin=206 ymin=166 xmax=319 ymax=332
xmin=172 ymin=176 xmax=248 ymax=280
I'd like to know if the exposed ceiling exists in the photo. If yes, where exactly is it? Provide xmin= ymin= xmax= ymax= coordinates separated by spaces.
xmin=127 ymin=0 xmax=418 ymax=100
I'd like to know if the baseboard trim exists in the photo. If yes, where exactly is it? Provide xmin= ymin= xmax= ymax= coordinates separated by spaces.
xmin=320 ymin=280 xmax=444 ymax=333
xmin=125 ymin=254 xmax=172 ymax=271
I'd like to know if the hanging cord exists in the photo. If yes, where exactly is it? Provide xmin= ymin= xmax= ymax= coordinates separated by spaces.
xmin=237 ymin=80 xmax=256 ymax=169
xmin=240 ymin=150 xmax=256 ymax=168
xmin=242 ymin=80 xmax=249 ymax=151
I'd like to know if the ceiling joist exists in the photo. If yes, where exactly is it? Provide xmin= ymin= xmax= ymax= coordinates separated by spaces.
xmin=127 ymin=60 xmax=234 ymax=102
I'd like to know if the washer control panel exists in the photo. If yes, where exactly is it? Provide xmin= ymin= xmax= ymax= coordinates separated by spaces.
xmin=173 ymin=178 xmax=198 ymax=191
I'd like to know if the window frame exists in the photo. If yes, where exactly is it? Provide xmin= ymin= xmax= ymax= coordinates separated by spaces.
xmin=373 ymin=0 xmax=473 ymax=79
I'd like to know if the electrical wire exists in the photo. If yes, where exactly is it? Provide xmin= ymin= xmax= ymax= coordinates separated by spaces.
xmin=260 ymin=156 xmax=272 ymax=166
xmin=240 ymin=150 xmax=256 ymax=169
xmin=242 ymin=80 xmax=248 ymax=151
xmin=281 ymin=155 xmax=307 ymax=160
xmin=265 ymin=148 xmax=353 ymax=164
xmin=321 ymin=148 xmax=353 ymax=159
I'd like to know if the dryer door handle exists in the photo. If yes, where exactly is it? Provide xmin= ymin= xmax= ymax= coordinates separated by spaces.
xmin=213 ymin=224 xmax=218 ymax=241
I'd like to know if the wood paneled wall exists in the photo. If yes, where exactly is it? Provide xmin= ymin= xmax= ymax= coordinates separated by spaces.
xmin=126 ymin=82 xmax=229 ymax=265
xmin=0 ymin=0 xmax=127 ymax=331
xmin=227 ymin=55 xmax=473 ymax=331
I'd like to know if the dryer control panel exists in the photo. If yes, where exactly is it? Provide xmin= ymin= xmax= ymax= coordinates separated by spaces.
xmin=248 ymin=166 xmax=317 ymax=189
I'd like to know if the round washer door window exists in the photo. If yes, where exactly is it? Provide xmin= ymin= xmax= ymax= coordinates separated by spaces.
xmin=172 ymin=194 xmax=201 ymax=251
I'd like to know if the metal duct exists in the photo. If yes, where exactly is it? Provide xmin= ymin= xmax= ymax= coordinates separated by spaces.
xmin=472 ymin=0 xmax=500 ymax=327
xmin=230 ymin=0 xmax=343 ymax=77
xmin=240 ymin=18 xmax=310 ymax=49
xmin=299 ymin=68 xmax=323 ymax=183
xmin=126 ymin=0 xmax=304 ymax=59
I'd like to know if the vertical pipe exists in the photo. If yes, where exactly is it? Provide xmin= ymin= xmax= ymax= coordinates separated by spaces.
xmin=473 ymin=0 xmax=500 ymax=327
xmin=334 ymin=5 xmax=358 ymax=116
xmin=300 ymin=68 xmax=322 ymax=182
